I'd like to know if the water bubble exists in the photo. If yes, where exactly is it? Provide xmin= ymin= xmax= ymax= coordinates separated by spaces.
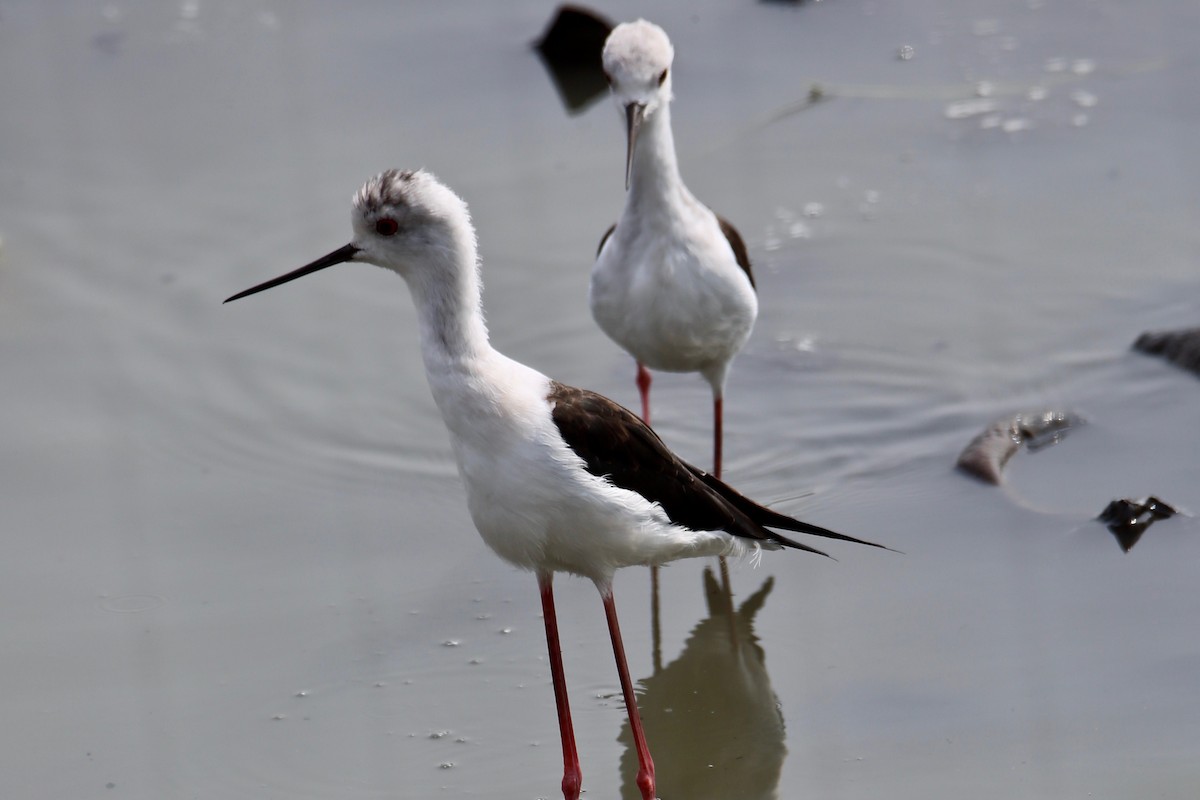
xmin=793 ymin=336 xmax=817 ymax=353
xmin=429 ymin=730 xmax=451 ymax=739
xmin=294 ymin=690 xmax=309 ymax=698
xmin=1071 ymin=59 xmax=1096 ymax=75
xmin=438 ymin=762 xmax=455 ymax=770
xmin=974 ymin=81 xmax=996 ymax=98
xmin=442 ymin=639 xmax=461 ymax=648
xmin=1071 ymin=90 xmax=1098 ymax=108
xmin=1044 ymin=57 xmax=1067 ymax=73
xmin=1072 ymin=113 xmax=1089 ymax=127
xmin=945 ymin=98 xmax=999 ymax=119
xmin=271 ymin=713 xmax=286 ymax=721
xmin=864 ymin=189 xmax=881 ymax=204
xmin=1001 ymin=118 xmax=1034 ymax=133
xmin=897 ymin=45 xmax=915 ymax=61
xmin=803 ymin=202 xmax=825 ymax=218
xmin=1027 ymin=85 xmax=1048 ymax=101
xmin=788 ymin=221 xmax=812 ymax=240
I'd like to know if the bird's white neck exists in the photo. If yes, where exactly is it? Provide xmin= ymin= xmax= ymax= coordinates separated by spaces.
xmin=627 ymin=102 xmax=686 ymax=209
xmin=402 ymin=228 xmax=494 ymax=377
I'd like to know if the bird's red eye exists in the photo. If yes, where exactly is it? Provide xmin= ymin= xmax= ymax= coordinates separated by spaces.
xmin=375 ymin=218 xmax=399 ymax=236
xmin=657 ymin=68 xmax=668 ymax=86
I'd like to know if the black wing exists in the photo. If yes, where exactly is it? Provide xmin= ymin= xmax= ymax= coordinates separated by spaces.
xmin=597 ymin=222 xmax=616 ymax=257
xmin=684 ymin=464 xmax=888 ymax=550
xmin=716 ymin=214 xmax=755 ymax=290
xmin=549 ymin=382 xmax=873 ymax=556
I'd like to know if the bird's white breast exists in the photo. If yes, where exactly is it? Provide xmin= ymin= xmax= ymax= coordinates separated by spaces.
xmin=591 ymin=202 xmax=757 ymax=377
xmin=425 ymin=353 xmax=744 ymax=582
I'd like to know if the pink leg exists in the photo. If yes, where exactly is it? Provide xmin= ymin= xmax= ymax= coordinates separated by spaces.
xmin=712 ymin=393 xmax=723 ymax=480
xmin=638 ymin=362 xmax=662 ymax=647
xmin=539 ymin=573 xmax=581 ymax=800
xmin=713 ymin=393 xmax=735 ymax=630
xmin=601 ymin=585 xmax=656 ymax=800
xmin=635 ymin=362 xmax=652 ymax=427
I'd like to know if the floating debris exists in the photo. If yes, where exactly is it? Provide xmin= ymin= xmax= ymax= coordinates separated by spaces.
xmin=1097 ymin=496 xmax=1178 ymax=552
xmin=957 ymin=410 xmax=1083 ymax=484
xmin=532 ymin=5 xmax=614 ymax=114
xmin=1133 ymin=326 xmax=1200 ymax=377
xmin=897 ymin=44 xmax=915 ymax=61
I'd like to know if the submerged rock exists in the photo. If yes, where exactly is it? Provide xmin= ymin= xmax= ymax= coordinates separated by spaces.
xmin=1097 ymin=496 xmax=1178 ymax=552
xmin=1133 ymin=327 xmax=1200 ymax=377
xmin=956 ymin=410 xmax=1082 ymax=484
xmin=533 ymin=5 xmax=614 ymax=114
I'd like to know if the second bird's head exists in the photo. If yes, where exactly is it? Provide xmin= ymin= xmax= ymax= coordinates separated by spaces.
xmin=602 ymin=19 xmax=675 ymax=189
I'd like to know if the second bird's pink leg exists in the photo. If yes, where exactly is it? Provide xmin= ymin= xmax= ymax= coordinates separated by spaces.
xmin=638 ymin=361 xmax=663 ymax=659
xmin=539 ymin=573 xmax=581 ymax=800
xmin=600 ymin=584 xmax=656 ymax=800
xmin=712 ymin=394 xmax=724 ymax=480
xmin=635 ymin=362 xmax=652 ymax=426
xmin=712 ymin=393 xmax=735 ymax=624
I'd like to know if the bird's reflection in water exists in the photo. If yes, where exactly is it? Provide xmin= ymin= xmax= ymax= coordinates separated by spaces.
xmin=619 ymin=568 xmax=787 ymax=799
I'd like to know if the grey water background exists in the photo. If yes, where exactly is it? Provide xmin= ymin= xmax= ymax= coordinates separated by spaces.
xmin=3 ymin=1 xmax=1199 ymax=798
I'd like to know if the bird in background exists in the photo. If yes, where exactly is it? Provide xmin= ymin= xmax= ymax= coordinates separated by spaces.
xmin=591 ymin=19 xmax=757 ymax=483
xmin=225 ymin=169 xmax=884 ymax=800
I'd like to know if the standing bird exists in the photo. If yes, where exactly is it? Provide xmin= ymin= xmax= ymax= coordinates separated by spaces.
xmin=591 ymin=19 xmax=757 ymax=482
xmin=226 ymin=169 xmax=882 ymax=800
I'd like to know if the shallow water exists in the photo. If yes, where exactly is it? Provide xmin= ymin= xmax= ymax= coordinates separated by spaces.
xmin=2 ymin=1 xmax=1199 ymax=798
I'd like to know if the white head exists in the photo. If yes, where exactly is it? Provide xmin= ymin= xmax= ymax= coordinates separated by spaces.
xmin=602 ymin=20 xmax=675 ymax=188
xmin=226 ymin=169 xmax=478 ymax=303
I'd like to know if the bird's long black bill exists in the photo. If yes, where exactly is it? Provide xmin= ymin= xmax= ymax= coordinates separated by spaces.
xmin=624 ymin=102 xmax=644 ymax=190
xmin=224 ymin=243 xmax=360 ymax=303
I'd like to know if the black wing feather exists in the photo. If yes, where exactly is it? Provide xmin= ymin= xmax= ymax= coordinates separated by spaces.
xmin=597 ymin=223 xmax=616 ymax=257
xmin=716 ymin=214 xmax=755 ymax=290
xmin=684 ymin=464 xmax=889 ymax=550
xmin=548 ymin=382 xmax=881 ymax=556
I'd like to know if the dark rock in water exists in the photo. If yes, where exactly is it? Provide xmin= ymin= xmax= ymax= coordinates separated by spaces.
xmin=1133 ymin=327 xmax=1200 ymax=377
xmin=533 ymin=5 xmax=614 ymax=115
xmin=1097 ymin=496 xmax=1178 ymax=552
xmin=956 ymin=410 xmax=1082 ymax=485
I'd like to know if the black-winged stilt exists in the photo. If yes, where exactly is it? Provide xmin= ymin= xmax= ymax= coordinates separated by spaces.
xmin=226 ymin=169 xmax=882 ymax=800
xmin=591 ymin=20 xmax=756 ymax=482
